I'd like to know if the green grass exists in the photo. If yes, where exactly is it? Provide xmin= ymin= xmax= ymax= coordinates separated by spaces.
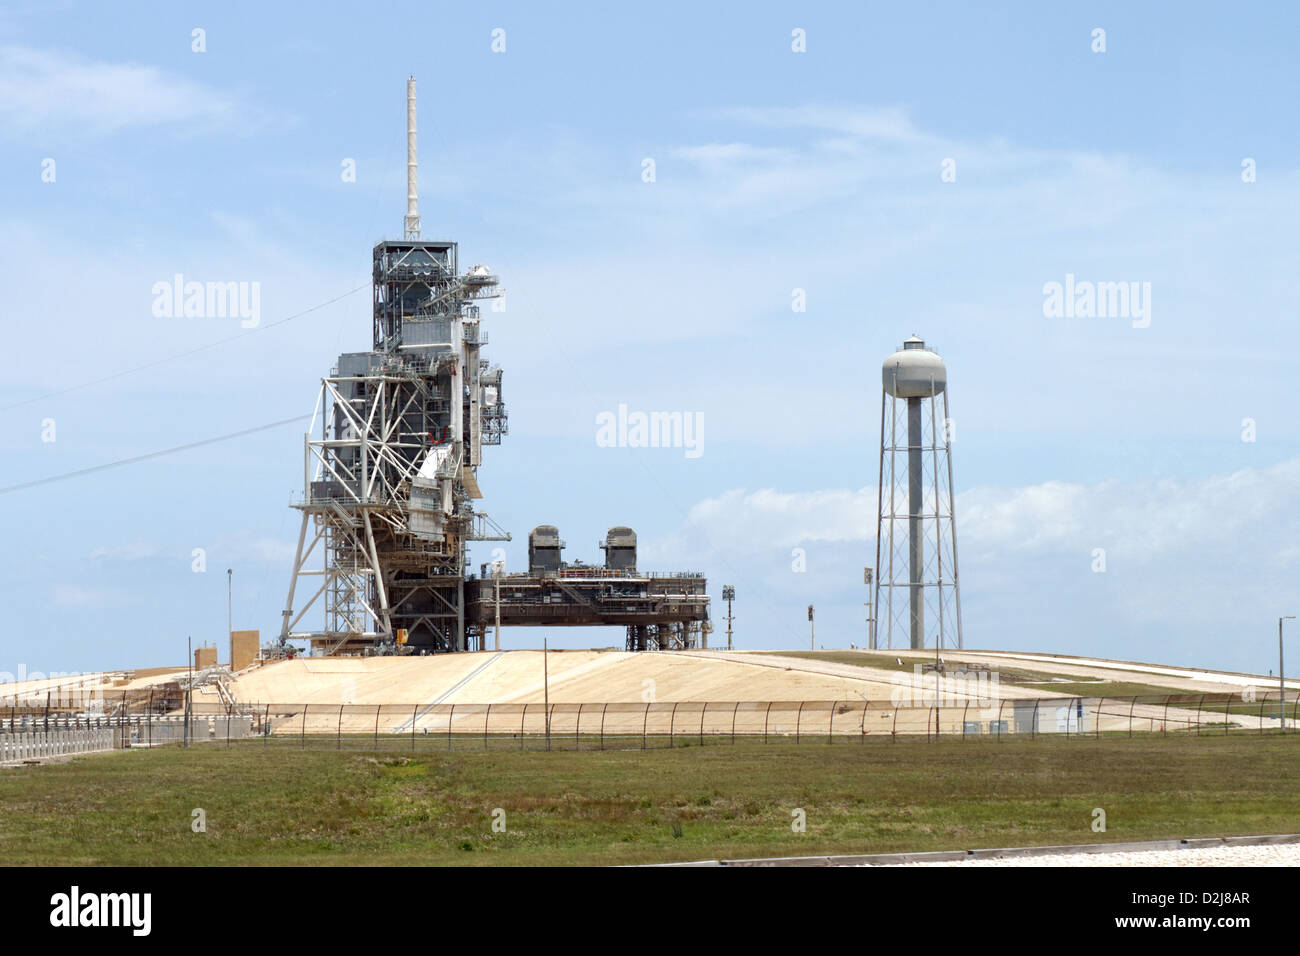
xmin=2 ymin=735 xmax=1299 ymax=866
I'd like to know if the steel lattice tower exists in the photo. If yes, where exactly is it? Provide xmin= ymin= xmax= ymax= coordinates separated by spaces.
xmin=278 ymin=78 xmax=510 ymax=655
xmin=872 ymin=336 xmax=964 ymax=651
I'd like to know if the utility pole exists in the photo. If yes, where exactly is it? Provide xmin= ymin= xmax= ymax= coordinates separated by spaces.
xmin=185 ymin=635 xmax=192 ymax=748
xmin=864 ymin=567 xmax=875 ymax=650
xmin=808 ymin=604 xmax=815 ymax=651
xmin=543 ymin=637 xmax=550 ymax=751
xmin=722 ymin=585 xmax=735 ymax=651
xmin=1280 ymin=616 xmax=1295 ymax=730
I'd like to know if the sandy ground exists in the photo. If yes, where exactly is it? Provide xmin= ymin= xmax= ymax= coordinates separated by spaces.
xmin=1 ymin=649 xmax=1279 ymax=732
xmin=917 ymin=649 xmax=1289 ymax=694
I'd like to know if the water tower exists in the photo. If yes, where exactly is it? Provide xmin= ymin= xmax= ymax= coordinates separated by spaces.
xmin=872 ymin=336 xmax=964 ymax=650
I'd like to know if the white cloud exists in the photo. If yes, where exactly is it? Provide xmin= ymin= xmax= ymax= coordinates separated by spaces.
xmin=671 ymin=142 xmax=794 ymax=166
xmin=638 ymin=459 xmax=1300 ymax=667
xmin=0 ymin=45 xmax=254 ymax=138
xmin=713 ymin=105 xmax=931 ymax=144
xmin=217 ymin=533 xmax=297 ymax=566
xmin=645 ymin=457 xmax=1300 ymax=569
xmin=961 ymin=459 xmax=1300 ymax=562
xmin=51 ymin=584 xmax=121 ymax=608
xmin=89 ymin=541 xmax=159 ymax=561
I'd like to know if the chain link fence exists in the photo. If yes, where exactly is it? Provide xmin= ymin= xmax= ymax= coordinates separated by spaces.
xmin=1 ymin=691 xmax=1292 ymax=752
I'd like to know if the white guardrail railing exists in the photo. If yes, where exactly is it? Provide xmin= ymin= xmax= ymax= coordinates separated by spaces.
xmin=0 ymin=728 xmax=115 ymax=763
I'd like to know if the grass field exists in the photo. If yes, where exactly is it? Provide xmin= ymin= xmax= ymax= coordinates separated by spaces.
xmin=2 ymin=736 xmax=1298 ymax=866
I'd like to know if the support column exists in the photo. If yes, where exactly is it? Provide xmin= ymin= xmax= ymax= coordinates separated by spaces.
xmin=907 ymin=396 xmax=924 ymax=649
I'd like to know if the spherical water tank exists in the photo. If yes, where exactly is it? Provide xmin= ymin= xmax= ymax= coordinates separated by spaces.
xmin=882 ymin=336 xmax=946 ymax=398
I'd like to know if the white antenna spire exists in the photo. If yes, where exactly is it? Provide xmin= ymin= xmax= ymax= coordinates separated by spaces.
xmin=404 ymin=76 xmax=420 ymax=240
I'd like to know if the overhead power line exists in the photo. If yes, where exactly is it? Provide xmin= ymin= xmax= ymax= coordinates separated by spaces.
xmin=0 ymin=280 xmax=369 ymax=413
xmin=0 ymin=415 xmax=308 ymax=496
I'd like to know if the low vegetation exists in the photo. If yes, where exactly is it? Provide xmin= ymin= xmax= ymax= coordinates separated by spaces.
xmin=1 ymin=735 xmax=1297 ymax=865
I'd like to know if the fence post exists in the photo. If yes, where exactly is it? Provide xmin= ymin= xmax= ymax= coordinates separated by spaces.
xmin=795 ymin=701 xmax=805 ymax=744
xmin=575 ymin=703 xmax=582 ymax=752
xmin=1031 ymin=700 xmax=1039 ymax=741
xmin=731 ymin=702 xmax=739 ymax=745
xmin=301 ymin=703 xmax=309 ymax=748
xmin=485 ymin=703 xmax=493 ymax=752
xmin=374 ymin=705 xmax=381 ymax=750
xmin=448 ymin=704 xmax=455 ymax=751
xmin=600 ymin=703 xmax=608 ymax=751
xmin=763 ymin=701 xmax=772 ymax=744
xmin=828 ymin=701 xmax=836 ymax=744
xmin=1195 ymin=694 xmax=1205 ymax=735
xmin=668 ymin=702 xmax=678 ymax=749
xmin=641 ymin=703 xmax=649 ymax=751
xmin=1095 ymin=697 xmax=1102 ymax=738
xmin=699 ymin=704 xmax=706 ymax=747
xmin=337 ymin=704 xmax=344 ymax=750
xmin=892 ymin=703 xmax=899 ymax=740
xmin=521 ymin=703 xmax=527 ymax=750
xmin=962 ymin=700 xmax=970 ymax=740
xmin=412 ymin=704 xmax=418 ymax=751
xmin=1127 ymin=697 xmax=1136 ymax=738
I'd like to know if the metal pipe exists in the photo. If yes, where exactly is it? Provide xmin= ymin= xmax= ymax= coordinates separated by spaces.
xmin=942 ymin=388 xmax=964 ymax=649
xmin=929 ymin=379 xmax=945 ymax=650
xmin=404 ymin=76 xmax=420 ymax=239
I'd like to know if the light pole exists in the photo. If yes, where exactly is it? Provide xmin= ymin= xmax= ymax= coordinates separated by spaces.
xmin=864 ymin=567 xmax=875 ymax=649
xmin=185 ymin=635 xmax=192 ymax=748
xmin=722 ymin=586 xmax=735 ymax=651
xmin=1280 ymin=616 xmax=1295 ymax=730
xmin=808 ymin=604 xmax=815 ymax=651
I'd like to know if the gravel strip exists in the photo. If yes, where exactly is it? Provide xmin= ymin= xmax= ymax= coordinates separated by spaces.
xmin=881 ymin=843 xmax=1300 ymax=867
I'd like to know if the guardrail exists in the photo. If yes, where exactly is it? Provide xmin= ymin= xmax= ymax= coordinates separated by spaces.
xmin=0 ymin=728 xmax=115 ymax=763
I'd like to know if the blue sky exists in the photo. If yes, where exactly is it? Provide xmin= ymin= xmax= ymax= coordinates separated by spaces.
xmin=2 ymin=1 xmax=1299 ymax=675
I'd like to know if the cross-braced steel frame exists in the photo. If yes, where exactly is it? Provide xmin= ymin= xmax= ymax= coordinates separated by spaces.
xmin=872 ymin=383 xmax=964 ymax=651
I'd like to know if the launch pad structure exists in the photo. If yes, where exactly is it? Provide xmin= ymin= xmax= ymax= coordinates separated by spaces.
xmin=466 ymin=527 xmax=710 ymax=652
xmin=278 ymin=78 xmax=710 ymax=656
